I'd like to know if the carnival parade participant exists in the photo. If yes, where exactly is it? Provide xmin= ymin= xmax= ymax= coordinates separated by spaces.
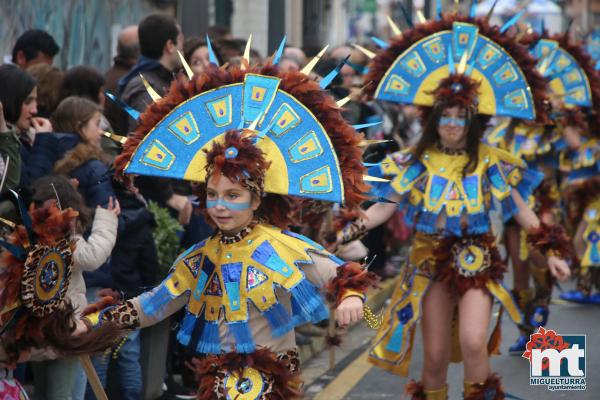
xmin=337 ymin=10 xmax=572 ymax=399
xmin=73 ymin=38 xmax=380 ymax=399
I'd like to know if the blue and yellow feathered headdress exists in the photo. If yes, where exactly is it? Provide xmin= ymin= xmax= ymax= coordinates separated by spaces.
xmin=113 ymin=37 xmax=375 ymax=220
xmin=360 ymin=8 xmax=548 ymax=121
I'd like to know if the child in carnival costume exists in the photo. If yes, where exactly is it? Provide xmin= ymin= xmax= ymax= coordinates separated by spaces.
xmin=337 ymin=7 xmax=572 ymax=399
xmin=75 ymin=38 xmax=379 ymax=399
xmin=548 ymin=33 xmax=600 ymax=304
xmin=484 ymin=29 xmax=580 ymax=353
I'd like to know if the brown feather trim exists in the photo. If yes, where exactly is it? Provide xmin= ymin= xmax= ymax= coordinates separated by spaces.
xmin=114 ymin=64 xmax=368 ymax=227
xmin=564 ymin=176 xmax=600 ymax=225
xmin=527 ymin=222 xmax=573 ymax=260
xmin=189 ymin=348 xmax=302 ymax=400
xmin=324 ymin=262 xmax=379 ymax=307
xmin=535 ymin=179 xmax=561 ymax=217
xmin=433 ymin=234 xmax=506 ymax=297
xmin=365 ymin=14 xmax=550 ymax=123
xmin=559 ymin=107 xmax=588 ymax=131
xmin=464 ymin=373 xmax=505 ymax=400
xmin=405 ymin=380 xmax=426 ymax=400
xmin=430 ymin=73 xmax=481 ymax=110
xmin=54 ymin=142 xmax=111 ymax=175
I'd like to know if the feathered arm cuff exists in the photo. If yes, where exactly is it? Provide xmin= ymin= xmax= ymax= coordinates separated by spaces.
xmin=325 ymin=262 xmax=379 ymax=307
xmin=526 ymin=222 xmax=573 ymax=260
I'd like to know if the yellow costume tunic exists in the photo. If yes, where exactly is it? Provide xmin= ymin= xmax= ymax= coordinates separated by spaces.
xmin=367 ymin=143 xmax=541 ymax=375
xmin=87 ymin=223 xmax=345 ymax=355
xmin=582 ymin=199 xmax=600 ymax=270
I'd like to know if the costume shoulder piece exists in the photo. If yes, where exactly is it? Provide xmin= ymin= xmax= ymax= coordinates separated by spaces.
xmin=370 ymin=144 xmax=542 ymax=236
xmin=362 ymin=12 xmax=548 ymax=121
xmin=560 ymin=138 xmax=600 ymax=181
xmin=114 ymin=38 xmax=374 ymax=212
xmin=140 ymin=222 xmax=341 ymax=354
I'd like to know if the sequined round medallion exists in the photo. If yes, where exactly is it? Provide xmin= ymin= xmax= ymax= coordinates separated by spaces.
xmin=21 ymin=239 xmax=74 ymax=317
xmin=224 ymin=367 xmax=265 ymax=400
xmin=452 ymin=241 xmax=490 ymax=277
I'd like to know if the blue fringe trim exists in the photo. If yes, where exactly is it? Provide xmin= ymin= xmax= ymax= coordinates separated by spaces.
xmin=415 ymin=210 xmax=438 ymax=234
xmin=139 ymin=280 xmax=178 ymax=320
xmin=466 ymin=212 xmax=490 ymax=234
xmin=445 ymin=216 xmax=462 ymax=236
xmin=517 ymin=167 xmax=544 ymax=200
xmin=262 ymin=302 xmax=293 ymax=337
xmin=228 ymin=321 xmax=256 ymax=353
xmin=500 ymin=195 xmax=518 ymax=222
xmin=310 ymin=302 xmax=330 ymax=324
xmin=402 ymin=200 xmax=418 ymax=226
xmin=196 ymin=321 xmax=221 ymax=354
xmin=176 ymin=312 xmax=197 ymax=346
xmin=290 ymin=279 xmax=328 ymax=325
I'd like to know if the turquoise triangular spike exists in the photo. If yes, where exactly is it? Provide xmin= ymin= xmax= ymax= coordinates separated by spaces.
xmin=469 ymin=0 xmax=478 ymax=18
xmin=346 ymin=60 xmax=368 ymax=74
xmin=8 ymin=189 xmax=32 ymax=240
xmin=500 ymin=9 xmax=525 ymax=34
xmin=206 ymin=35 xmax=220 ymax=66
xmin=105 ymin=91 xmax=140 ymax=120
xmin=436 ymin=0 xmax=442 ymax=20
xmin=540 ymin=18 xmax=546 ymax=34
xmin=447 ymin=46 xmax=456 ymax=74
xmin=370 ymin=36 xmax=389 ymax=49
xmin=398 ymin=2 xmax=414 ymax=28
xmin=319 ymin=55 xmax=350 ymax=89
xmin=352 ymin=121 xmax=383 ymax=130
xmin=362 ymin=162 xmax=381 ymax=167
xmin=0 ymin=239 xmax=26 ymax=261
xmin=466 ymin=62 xmax=476 ymax=76
xmin=273 ymin=35 xmax=287 ymax=65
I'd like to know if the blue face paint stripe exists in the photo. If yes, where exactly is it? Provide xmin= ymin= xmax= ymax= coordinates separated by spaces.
xmin=206 ymin=198 xmax=252 ymax=211
xmin=439 ymin=117 xmax=466 ymax=127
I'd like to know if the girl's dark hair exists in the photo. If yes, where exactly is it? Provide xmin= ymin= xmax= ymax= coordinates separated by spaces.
xmin=183 ymin=37 xmax=207 ymax=62
xmin=414 ymin=104 xmax=484 ymax=175
xmin=0 ymin=64 xmax=36 ymax=124
xmin=51 ymin=96 xmax=101 ymax=137
xmin=59 ymin=66 xmax=105 ymax=104
xmin=30 ymin=175 xmax=93 ymax=233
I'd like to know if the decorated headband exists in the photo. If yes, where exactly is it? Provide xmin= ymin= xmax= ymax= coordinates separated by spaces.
xmin=358 ymin=6 xmax=548 ymax=122
xmin=113 ymin=36 xmax=380 ymax=218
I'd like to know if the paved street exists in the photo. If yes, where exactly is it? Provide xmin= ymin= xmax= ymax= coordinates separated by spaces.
xmin=304 ymin=279 xmax=600 ymax=400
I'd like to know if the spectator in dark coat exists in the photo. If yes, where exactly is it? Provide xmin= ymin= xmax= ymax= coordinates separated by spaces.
xmin=104 ymin=25 xmax=139 ymax=135
xmin=12 ymin=29 xmax=60 ymax=69
xmin=119 ymin=13 xmax=183 ymax=131
xmin=51 ymin=96 xmax=115 ymax=208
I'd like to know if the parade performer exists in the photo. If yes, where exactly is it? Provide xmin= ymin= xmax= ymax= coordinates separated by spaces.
xmin=0 ymin=191 xmax=122 ymax=398
xmin=75 ymin=38 xmax=379 ymax=399
xmin=341 ymin=9 xmax=571 ymax=399
xmin=550 ymin=31 xmax=600 ymax=304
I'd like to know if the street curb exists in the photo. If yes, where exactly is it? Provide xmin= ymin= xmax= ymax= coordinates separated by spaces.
xmin=298 ymin=276 xmax=399 ymax=363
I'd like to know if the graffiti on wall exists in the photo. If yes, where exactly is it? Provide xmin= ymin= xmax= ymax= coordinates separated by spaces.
xmin=0 ymin=0 xmax=165 ymax=71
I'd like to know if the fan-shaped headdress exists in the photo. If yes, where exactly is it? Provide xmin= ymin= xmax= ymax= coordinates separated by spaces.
xmin=114 ymin=37 xmax=374 ymax=227
xmin=360 ymin=7 xmax=549 ymax=122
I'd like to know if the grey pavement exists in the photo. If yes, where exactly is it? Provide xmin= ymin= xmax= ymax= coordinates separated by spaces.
xmin=305 ymin=279 xmax=600 ymax=400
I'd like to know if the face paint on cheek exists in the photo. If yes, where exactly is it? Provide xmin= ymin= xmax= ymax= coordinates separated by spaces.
xmin=206 ymin=198 xmax=252 ymax=211
xmin=439 ymin=117 xmax=466 ymax=127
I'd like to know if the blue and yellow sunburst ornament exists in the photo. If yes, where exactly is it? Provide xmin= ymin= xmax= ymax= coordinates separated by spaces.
xmin=119 ymin=35 xmax=375 ymax=207
xmin=370 ymin=20 xmax=536 ymax=119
